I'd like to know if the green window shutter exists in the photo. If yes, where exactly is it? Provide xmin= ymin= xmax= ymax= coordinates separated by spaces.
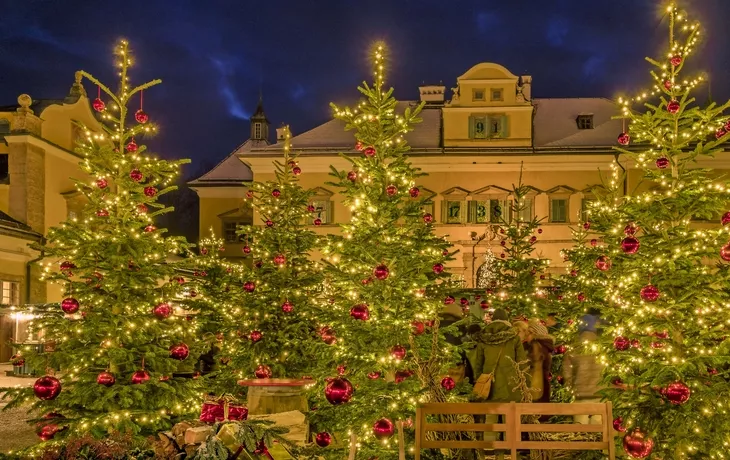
xmin=551 ymin=199 xmax=567 ymax=222
xmin=500 ymin=115 xmax=509 ymax=138
xmin=468 ymin=115 xmax=475 ymax=139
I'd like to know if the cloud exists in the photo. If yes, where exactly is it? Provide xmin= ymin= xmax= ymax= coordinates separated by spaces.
xmin=210 ymin=56 xmax=249 ymax=120
xmin=546 ymin=17 xmax=570 ymax=46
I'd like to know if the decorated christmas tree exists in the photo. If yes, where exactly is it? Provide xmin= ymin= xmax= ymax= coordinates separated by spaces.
xmin=587 ymin=5 xmax=730 ymax=458
xmin=307 ymin=43 xmax=458 ymax=459
xmin=0 ymin=41 xmax=199 ymax=446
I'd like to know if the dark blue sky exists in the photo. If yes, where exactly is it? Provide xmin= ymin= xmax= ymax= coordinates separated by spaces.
xmin=2 ymin=0 xmax=729 ymax=178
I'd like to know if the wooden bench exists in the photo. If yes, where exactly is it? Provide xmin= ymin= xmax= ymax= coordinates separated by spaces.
xmin=414 ymin=401 xmax=615 ymax=459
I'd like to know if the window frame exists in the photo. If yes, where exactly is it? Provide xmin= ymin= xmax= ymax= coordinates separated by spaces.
xmin=490 ymin=88 xmax=504 ymax=102
xmin=0 ymin=280 xmax=20 ymax=305
xmin=444 ymin=200 xmax=466 ymax=224
xmin=253 ymin=122 xmax=262 ymax=139
xmin=510 ymin=197 xmax=534 ymax=223
xmin=472 ymin=89 xmax=486 ymax=101
xmin=549 ymin=198 xmax=569 ymax=223
xmin=222 ymin=220 xmax=246 ymax=243
xmin=581 ymin=196 xmax=595 ymax=221
xmin=576 ymin=115 xmax=594 ymax=130
xmin=309 ymin=199 xmax=333 ymax=225
xmin=469 ymin=114 xmax=508 ymax=140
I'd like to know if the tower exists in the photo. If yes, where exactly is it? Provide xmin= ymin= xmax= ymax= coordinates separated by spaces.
xmin=250 ymin=93 xmax=270 ymax=144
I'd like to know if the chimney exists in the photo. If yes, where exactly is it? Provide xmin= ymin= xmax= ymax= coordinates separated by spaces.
xmin=418 ymin=84 xmax=446 ymax=105
xmin=520 ymin=76 xmax=532 ymax=101
xmin=276 ymin=124 xmax=289 ymax=142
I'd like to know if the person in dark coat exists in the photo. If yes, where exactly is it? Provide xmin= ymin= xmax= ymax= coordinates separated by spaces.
xmin=527 ymin=319 xmax=555 ymax=403
xmin=440 ymin=303 xmax=474 ymax=383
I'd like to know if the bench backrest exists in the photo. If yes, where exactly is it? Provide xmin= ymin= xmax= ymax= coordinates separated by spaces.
xmin=414 ymin=401 xmax=615 ymax=460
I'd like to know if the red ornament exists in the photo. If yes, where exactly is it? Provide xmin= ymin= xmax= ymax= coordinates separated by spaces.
xmin=96 ymin=178 xmax=108 ymax=189
xmin=444 ymin=295 xmax=455 ymax=305
xmin=34 ymin=376 xmax=61 ymax=400
xmin=595 ymin=256 xmax=611 ymax=271
xmin=670 ymin=55 xmax=682 ymax=66
xmin=61 ymin=297 xmax=79 ymax=314
xmin=373 ymin=264 xmax=389 ymax=280
xmin=325 ymin=377 xmax=353 ymax=405
xmin=60 ymin=260 xmax=75 ymax=274
xmin=656 ymin=156 xmax=670 ymax=169
xmin=355 ymin=141 xmax=365 ymax=151
xmin=131 ymin=370 xmax=150 ymax=384
xmin=292 ymin=166 xmax=302 ymax=175
xmin=409 ymin=187 xmax=420 ymax=197
xmin=246 ymin=190 xmax=254 ymax=199
xmin=442 ymin=249 xmax=449 ymax=256
xmin=96 ymin=371 xmax=116 ymax=387
xmin=583 ymin=221 xmax=591 ymax=230
xmin=624 ymin=222 xmax=639 ymax=235
xmin=250 ymin=330 xmax=263 ymax=343
xmin=243 ymin=245 xmax=251 ymax=254
xmin=143 ymin=186 xmax=157 ymax=197
xmin=577 ymin=293 xmax=586 ymax=302
xmin=613 ymin=417 xmax=626 ymax=433
xmin=273 ymin=254 xmax=286 ymax=265
xmin=722 ymin=212 xmax=730 ymax=226
xmin=554 ymin=345 xmax=567 ymax=355
xmin=134 ymin=109 xmax=149 ymax=124
xmin=640 ymin=284 xmax=660 ymax=302
xmin=617 ymin=132 xmax=630 ymax=145
xmin=386 ymin=185 xmax=397 ymax=196
xmin=126 ymin=139 xmax=138 ymax=152
xmin=243 ymin=281 xmax=256 ymax=292
xmin=390 ymin=345 xmax=407 ymax=360
xmin=630 ymin=339 xmax=641 ymax=349
xmin=255 ymin=365 xmax=272 ymax=379
xmin=11 ymin=354 xmax=25 ymax=366
xmin=441 ymin=376 xmax=456 ymax=391
xmin=153 ymin=303 xmax=172 ymax=319
xmin=170 ymin=343 xmax=190 ymax=360
xmin=651 ymin=341 xmax=665 ymax=349
xmin=315 ymin=432 xmax=332 ymax=447
xmin=570 ymin=269 xmax=578 ymax=277
xmin=411 ymin=321 xmax=425 ymax=335
xmin=363 ymin=146 xmax=376 ymax=157
xmin=614 ymin=336 xmax=630 ymax=351
xmin=367 ymin=372 xmax=381 ymax=380
xmin=320 ymin=326 xmax=336 ymax=345
xmin=480 ymin=300 xmax=490 ymax=309
xmin=423 ymin=213 xmax=434 ymax=223
xmin=272 ymin=189 xmax=281 ymax=197
xmin=350 ymin=304 xmax=370 ymax=321
xmin=622 ymin=428 xmax=654 ymax=459
xmin=92 ymin=98 xmax=106 ymax=112
xmin=129 ymin=169 xmax=143 ymax=182
xmin=621 ymin=237 xmax=640 ymax=254
xmin=281 ymin=300 xmax=294 ymax=313
xmin=137 ymin=204 xmax=148 ymax=214
xmin=716 ymin=127 xmax=727 ymax=139
xmin=144 ymin=225 xmax=156 ymax=233
xmin=313 ymin=218 xmax=322 ymax=226
xmin=664 ymin=80 xmax=673 ymax=90
xmin=721 ymin=242 xmax=730 ymax=262
xmin=36 ymin=421 xmax=62 ymax=441
xmin=96 ymin=209 xmax=109 ymax=217
xmin=433 ymin=263 xmax=444 ymax=274
xmin=667 ymin=100 xmax=680 ymax=114
xmin=347 ymin=171 xmax=358 ymax=182
xmin=373 ymin=418 xmax=395 ymax=439
xmin=459 ymin=297 xmax=469 ymax=307
xmin=665 ymin=381 xmax=691 ymax=405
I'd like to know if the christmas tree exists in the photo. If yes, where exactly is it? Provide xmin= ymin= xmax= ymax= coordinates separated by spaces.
xmin=588 ymin=6 xmax=730 ymax=458
xmin=307 ymin=43 xmax=457 ymax=459
xmin=0 ymin=41 xmax=199 ymax=446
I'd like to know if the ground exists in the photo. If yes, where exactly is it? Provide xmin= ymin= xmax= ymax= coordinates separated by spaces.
xmin=0 ymin=364 xmax=40 ymax=453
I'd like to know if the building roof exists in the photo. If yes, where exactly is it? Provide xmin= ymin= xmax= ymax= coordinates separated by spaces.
xmin=0 ymin=211 xmax=43 ymax=241
xmin=188 ymin=138 xmax=265 ymax=186
xmin=533 ymin=98 xmax=622 ymax=147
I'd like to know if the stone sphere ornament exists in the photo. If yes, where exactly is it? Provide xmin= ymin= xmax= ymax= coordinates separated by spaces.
xmin=595 ymin=255 xmax=612 ymax=271
xmin=96 ymin=371 xmax=116 ymax=387
xmin=61 ymin=297 xmax=80 ymax=314
xmin=373 ymin=418 xmax=395 ymax=439
xmin=153 ymin=302 xmax=172 ymax=319
xmin=324 ymin=377 xmax=353 ymax=405
xmin=131 ymin=370 xmax=150 ymax=384
xmin=34 ymin=376 xmax=62 ymax=400
xmin=665 ymin=381 xmax=691 ymax=405
xmin=622 ymin=428 xmax=654 ymax=459
xmin=315 ymin=432 xmax=332 ymax=448
xmin=617 ymin=132 xmax=630 ymax=145
xmin=169 ymin=343 xmax=190 ymax=361
xmin=639 ymin=284 xmax=660 ymax=302
xmin=350 ymin=304 xmax=370 ymax=321
xmin=621 ymin=237 xmax=640 ymax=254
xmin=254 ymin=365 xmax=272 ymax=379
xmin=441 ymin=376 xmax=456 ymax=391
xmin=373 ymin=264 xmax=390 ymax=280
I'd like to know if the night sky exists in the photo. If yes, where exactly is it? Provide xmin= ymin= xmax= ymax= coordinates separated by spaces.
xmin=2 ymin=0 xmax=730 ymax=180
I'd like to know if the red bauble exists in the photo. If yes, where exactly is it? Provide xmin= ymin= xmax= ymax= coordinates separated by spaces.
xmin=670 ymin=55 xmax=683 ymax=66
xmin=350 ymin=304 xmax=370 ymax=321
xmin=60 ymin=261 xmax=75 ymax=274
xmin=409 ymin=187 xmax=420 ymax=197
xmin=325 ymin=377 xmax=353 ymax=405
xmin=595 ymin=255 xmax=611 ymax=271
xmin=664 ymin=80 xmax=673 ymax=90
xmin=96 ymin=178 xmax=108 ymax=189
xmin=395 ymin=370 xmax=411 ymax=383
xmin=281 ymin=300 xmax=294 ymax=313
xmin=721 ymin=242 xmax=730 ymax=262
xmin=367 ymin=371 xmax=382 ymax=380
xmin=315 ymin=432 xmax=332 ymax=447
xmin=411 ymin=321 xmax=425 ymax=335
xmin=624 ymin=222 xmax=639 ymax=235
xmin=613 ymin=417 xmax=626 ymax=433
xmin=144 ymin=225 xmax=156 ymax=233
xmin=656 ymin=157 xmax=670 ymax=169
xmin=144 ymin=186 xmax=157 ymax=197
xmin=255 ymin=365 xmax=272 ymax=379
xmin=621 ymin=237 xmax=640 ymax=254
xmin=441 ymin=376 xmax=456 ymax=391
xmin=363 ymin=146 xmax=376 ymax=157
xmin=622 ymin=428 xmax=654 ymax=459
xmin=129 ymin=169 xmax=143 ymax=182
xmin=721 ymin=212 xmax=730 ymax=226
xmin=639 ymin=284 xmax=660 ymax=302
xmin=570 ymin=269 xmax=578 ymax=277
xmin=423 ymin=213 xmax=434 ymax=223
xmin=11 ymin=354 xmax=25 ymax=366
xmin=347 ymin=170 xmax=358 ymax=182
xmin=292 ymin=166 xmax=302 ymax=175
xmin=583 ymin=221 xmax=591 ymax=230
xmin=153 ymin=303 xmax=172 ymax=319
xmin=480 ymin=300 xmax=490 ymax=309
xmin=554 ymin=345 xmax=567 ymax=355
xmin=243 ymin=281 xmax=256 ymax=292
xmin=273 ymin=254 xmax=286 ymax=265
xmin=313 ymin=218 xmax=322 ymax=226
xmin=92 ymin=98 xmax=106 ymax=112
xmin=630 ymin=339 xmax=641 ymax=349
xmin=665 ymin=381 xmax=691 ymax=405
xmin=460 ymin=297 xmax=469 ymax=306
xmin=61 ymin=297 xmax=79 ymax=314
xmin=373 ymin=418 xmax=395 ymax=439
xmin=577 ymin=293 xmax=586 ymax=302
xmin=135 ymin=109 xmax=149 ymax=124
xmin=37 ymin=422 xmax=61 ymax=441
xmin=355 ymin=141 xmax=365 ymax=151
xmin=614 ymin=336 xmax=630 ymax=351
xmin=250 ymin=330 xmax=263 ymax=343
xmin=131 ymin=370 xmax=150 ymax=384
xmin=96 ymin=371 xmax=116 ymax=387
xmin=716 ymin=127 xmax=727 ymax=139
xmin=170 ymin=343 xmax=190 ymax=360
xmin=444 ymin=295 xmax=455 ymax=305
xmin=433 ymin=263 xmax=444 ymax=274
xmin=386 ymin=185 xmax=397 ymax=196
xmin=667 ymin=100 xmax=680 ymax=114
xmin=320 ymin=326 xmax=336 ymax=345
xmin=137 ymin=204 xmax=148 ymax=214
xmin=34 ymin=376 xmax=61 ymax=400
xmin=390 ymin=345 xmax=407 ymax=360
xmin=617 ymin=132 xmax=630 ymax=145
xmin=126 ymin=139 xmax=138 ymax=152
xmin=373 ymin=264 xmax=389 ymax=280
xmin=96 ymin=209 xmax=109 ymax=217
xmin=589 ymin=239 xmax=597 ymax=247
xmin=272 ymin=189 xmax=281 ymax=197
xmin=243 ymin=245 xmax=252 ymax=254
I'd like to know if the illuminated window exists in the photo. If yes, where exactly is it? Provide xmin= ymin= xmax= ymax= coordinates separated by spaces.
xmin=444 ymin=201 xmax=464 ymax=224
xmin=310 ymin=200 xmax=332 ymax=225
xmin=222 ymin=221 xmax=245 ymax=243
xmin=0 ymin=281 xmax=20 ymax=305
xmin=470 ymin=115 xmax=508 ymax=139
xmin=469 ymin=199 xmax=504 ymax=224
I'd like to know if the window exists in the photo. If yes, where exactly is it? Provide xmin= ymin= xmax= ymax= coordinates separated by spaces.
xmin=0 ymin=154 xmax=8 ymax=183
xmin=550 ymin=199 xmax=569 ymax=223
xmin=470 ymin=115 xmax=508 ymax=140
xmin=444 ymin=201 xmax=464 ymax=224
xmin=421 ymin=201 xmax=435 ymax=219
xmin=222 ymin=221 xmax=245 ymax=243
xmin=491 ymin=88 xmax=503 ymax=101
xmin=472 ymin=89 xmax=485 ymax=101
xmin=253 ymin=122 xmax=262 ymax=139
xmin=469 ymin=199 xmax=505 ymax=224
xmin=310 ymin=200 xmax=332 ymax=225
xmin=512 ymin=199 xmax=533 ymax=222
xmin=576 ymin=115 xmax=594 ymax=129
xmin=0 ymin=281 xmax=20 ymax=305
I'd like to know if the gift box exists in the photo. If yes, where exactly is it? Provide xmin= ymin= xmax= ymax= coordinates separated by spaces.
xmin=200 ymin=397 xmax=248 ymax=423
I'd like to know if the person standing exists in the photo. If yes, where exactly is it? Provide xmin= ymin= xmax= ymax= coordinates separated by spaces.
xmin=562 ymin=308 xmax=604 ymax=424
xmin=526 ymin=319 xmax=555 ymax=403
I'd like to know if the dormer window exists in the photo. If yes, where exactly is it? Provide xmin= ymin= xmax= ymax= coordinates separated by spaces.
xmin=576 ymin=115 xmax=594 ymax=129
xmin=490 ymin=88 xmax=503 ymax=101
xmin=472 ymin=89 xmax=485 ymax=101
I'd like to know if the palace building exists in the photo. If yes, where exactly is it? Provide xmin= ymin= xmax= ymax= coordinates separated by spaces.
xmin=194 ymin=62 xmax=728 ymax=286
